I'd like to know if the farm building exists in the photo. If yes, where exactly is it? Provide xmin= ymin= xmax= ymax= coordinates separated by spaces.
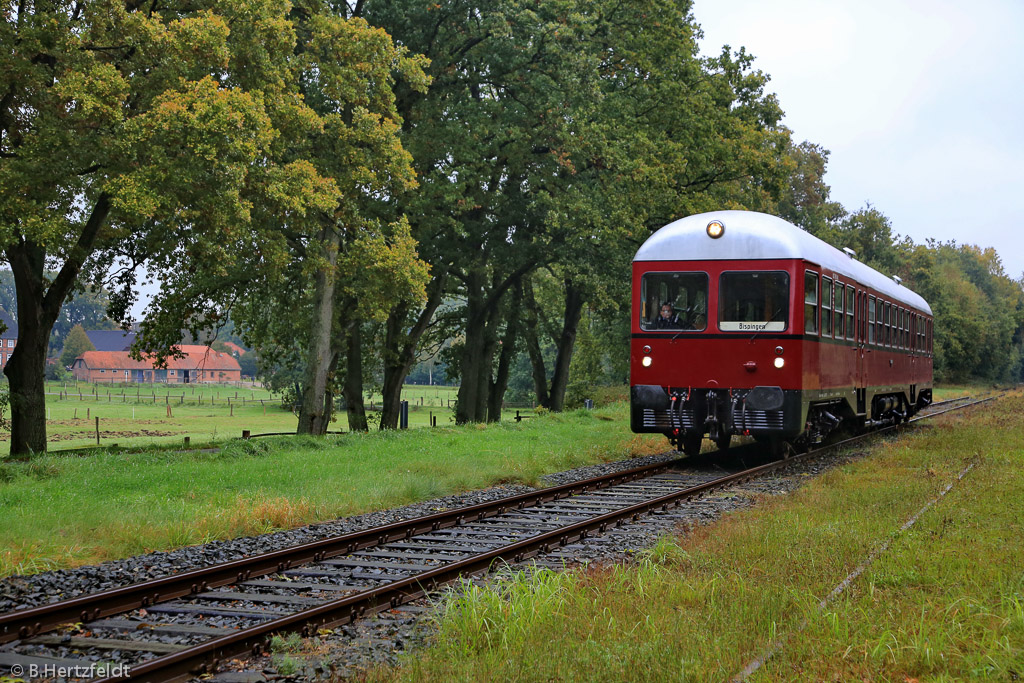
xmin=71 ymin=345 xmax=242 ymax=384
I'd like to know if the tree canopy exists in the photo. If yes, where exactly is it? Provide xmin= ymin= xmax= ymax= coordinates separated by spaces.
xmin=59 ymin=324 xmax=94 ymax=368
xmin=2 ymin=0 xmax=1020 ymax=455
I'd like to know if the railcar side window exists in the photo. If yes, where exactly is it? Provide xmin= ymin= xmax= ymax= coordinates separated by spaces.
xmin=890 ymin=304 xmax=896 ymax=347
xmin=821 ymin=277 xmax=833 ymax=337
xmin=846 ymin=286 xmax=856 ymax=340
xmin=804 ymin=271 xmax=818 ymax=335
xmin=834 ymin=281 xmax=844 ymax=338
xmin=884 ymin=303 xmax=892 ymax=347
xmin=719 ymin=271 xmax=790 ymax=332
xmin=876 ymin=300 xmax=884 ymax=346
xmin=640 ymin=272 xmax=709 ymax=331
xmin=868 ymin=296 xmax=876 ymax=344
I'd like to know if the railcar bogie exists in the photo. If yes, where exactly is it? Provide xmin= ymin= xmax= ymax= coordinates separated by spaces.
xmin=630 ymin=211 xmax=934 ymax=454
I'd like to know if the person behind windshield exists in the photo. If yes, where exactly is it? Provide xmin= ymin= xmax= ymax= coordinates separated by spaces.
xmin=655 ymin=303 xmax=682 ymax=329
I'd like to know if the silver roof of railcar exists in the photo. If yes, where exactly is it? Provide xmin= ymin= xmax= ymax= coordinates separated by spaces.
xmin=634 ymin=210 xmax=932 ymax=314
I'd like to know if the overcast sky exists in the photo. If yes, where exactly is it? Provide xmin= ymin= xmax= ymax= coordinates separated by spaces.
xmin=694 ymin=0 xmax=1024 ymax=280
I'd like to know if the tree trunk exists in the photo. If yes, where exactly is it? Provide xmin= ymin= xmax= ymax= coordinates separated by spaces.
xmin=455 ymin=334 xmax=492 ymax=424
xmin=522 ymin=277 xmax=551 ymax=408
xmin=457 ymin=303 xmax=500 ymax=424
xmin=343 ymin=321 xmax=368 ymax=432
xmin=520 ymin=277 xmax=586 ymax=413
xmin=379 ymin=304 xmax=408 ymax=431
xmin=487 ymin=282 xmax=522 ymax=422
xmin=547 ymin=280 xmax=586 ymax=412
xmin=3 ymin=318 xmax=50 ymax=457
xmin=456 ymin=269 xmax=488 ymax=424
xmin=456 ymin=262 xmax=536 ymax=424
xmin=379 ymin=274 xmax=447 ymax=430
xmin=297 ymin=228 xmax=339 ymax=435
xmin=3 ymin=197 xmax=111 ymax=456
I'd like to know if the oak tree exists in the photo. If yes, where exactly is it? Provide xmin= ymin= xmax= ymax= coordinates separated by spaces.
xmin=1 ymin=0 xmax=336 ymax=454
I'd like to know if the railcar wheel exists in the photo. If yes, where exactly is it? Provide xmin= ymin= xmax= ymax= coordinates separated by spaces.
xmin=682 ymin=432 xmax=703 ymax=456
xmin=768 ymin=436 xmax=791 ymax=459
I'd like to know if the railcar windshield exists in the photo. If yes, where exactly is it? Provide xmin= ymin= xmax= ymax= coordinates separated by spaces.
xmin=640 ymin=272 xmax=709 ymax=331
xmin=718 ymin=271 xmax=790 ymax=332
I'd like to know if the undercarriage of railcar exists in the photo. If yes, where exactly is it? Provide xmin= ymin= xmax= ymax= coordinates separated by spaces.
xmin=631 ymin=384 xmax=933 ymax=456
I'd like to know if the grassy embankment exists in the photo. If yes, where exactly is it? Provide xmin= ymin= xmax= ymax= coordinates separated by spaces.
xmin=0 ymin=403 xmax=662 ymax=577
xmin=370 ymin=390 xmax=1023 ymax=682
xmin=18 ymin=381 xmax=468 ymax=451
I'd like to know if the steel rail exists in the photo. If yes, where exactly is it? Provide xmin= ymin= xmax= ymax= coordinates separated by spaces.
xmin=0 ymin=459 xmax=680 ymax=645
xmin=97 ymin=452 xmax=809 ymax=682
xmin=91 ymin=393 xmax=1001 ymax=682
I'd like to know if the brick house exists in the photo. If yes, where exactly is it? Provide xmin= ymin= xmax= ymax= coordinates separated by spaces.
xmin=0 ymin=310 xmax=16 ymax=370
xmin=71 ymin=345 xmax=242 ymax=383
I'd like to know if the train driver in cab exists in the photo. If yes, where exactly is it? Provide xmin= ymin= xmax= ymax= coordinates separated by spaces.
xmin=655 ymin=303 xmax=682 ymax=329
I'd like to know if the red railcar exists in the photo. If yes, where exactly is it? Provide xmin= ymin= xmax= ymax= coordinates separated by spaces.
xmin=630 ymin=211 xmax=933 ymax=454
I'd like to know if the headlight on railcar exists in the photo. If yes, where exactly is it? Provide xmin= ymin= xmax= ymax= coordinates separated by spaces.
xmin=773 ymin=357 xmax=785 ymax=369
xmin=642 ymin=356 xmax=653 ymax=367
xmin=706 ymin=220 xmax=725 ymax=239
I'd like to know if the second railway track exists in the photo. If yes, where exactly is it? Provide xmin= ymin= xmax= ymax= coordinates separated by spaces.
xmin=0 ymin=393 xmax=994 ymax=682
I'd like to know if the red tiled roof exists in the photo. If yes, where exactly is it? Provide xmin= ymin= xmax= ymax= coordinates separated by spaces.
xmin=221 ymin=341 xmax=247 ymax=356
xmin=74 ymin=347 xmax=241 ymax=372
xmin=175 ymin=345 xmax=243 ymax=370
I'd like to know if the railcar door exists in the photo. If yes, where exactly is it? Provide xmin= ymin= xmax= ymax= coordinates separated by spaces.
xmin=856 ymin=290 xmax=868 ymax=414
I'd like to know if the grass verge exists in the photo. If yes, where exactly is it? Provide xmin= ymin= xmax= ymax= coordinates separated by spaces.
xmin=0 ymin=404 xmax=663 ymax=577
xmin=370 ymin=391 xmax=1024 ymax=682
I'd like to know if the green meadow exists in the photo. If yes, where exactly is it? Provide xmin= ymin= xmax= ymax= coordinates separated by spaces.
xmin=19 ymin=381 xmax=470 ymax=451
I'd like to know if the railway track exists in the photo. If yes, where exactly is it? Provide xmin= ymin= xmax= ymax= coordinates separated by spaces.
xmin=0 ymin=393 xmax=994 ymax=682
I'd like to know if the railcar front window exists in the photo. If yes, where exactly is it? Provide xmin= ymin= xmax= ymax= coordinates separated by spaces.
xmin=640 ymin=272 xmax=709 ymax=331
xmin=719 ymin=271 xmax=790 ymax=332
